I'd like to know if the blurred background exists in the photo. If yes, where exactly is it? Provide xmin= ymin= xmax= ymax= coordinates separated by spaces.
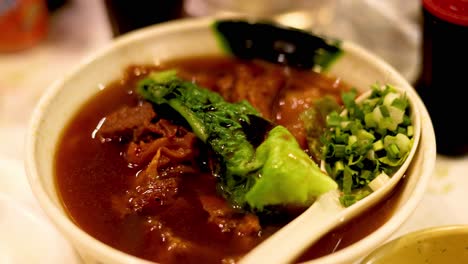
xmin=0 ymin=1 xmax=421 ymax=156
xmin=1 ymin=0 xmax=467 ymax=263
xmin=0 ymin=0 xmax=422 ymax=156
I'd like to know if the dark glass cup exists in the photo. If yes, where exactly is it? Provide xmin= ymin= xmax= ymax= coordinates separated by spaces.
xmin=415 ymin=0 xmax=468 ymax=156
xmin=104 ymin=0 xmax=185 ymax=37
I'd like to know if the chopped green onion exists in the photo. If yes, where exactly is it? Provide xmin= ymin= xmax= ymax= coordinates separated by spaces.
xmin=373 ymin=140 xmax=384 ymax=151
xmin=318 ymin=84 xmax=414 ymax=207
xmin=327 ymin=112 xmax=341 ymax=126
xmin=407 ymin=125 xmax=414 ymax=137
xmin=386 ymin=143 xmax=400 ymax=159
xmin=379 ymin=105 xmax=390 ymax=118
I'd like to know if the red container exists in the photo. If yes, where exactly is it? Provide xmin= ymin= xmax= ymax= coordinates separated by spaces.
xmin=416 ymin=0 xmax=468 ymax=156
xmin=0 ymin=0 xmax=48 ymax=52
xmin=423 ymin=0 xmax=468 ymax=26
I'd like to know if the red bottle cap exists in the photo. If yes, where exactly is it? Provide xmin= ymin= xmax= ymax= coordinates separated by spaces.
xmin=423 ymin=0 xmax=468 ymax=26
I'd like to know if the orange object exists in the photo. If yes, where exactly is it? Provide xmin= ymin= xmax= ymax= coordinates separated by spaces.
xmin=0 ymin=0 xmax=48 ymax=52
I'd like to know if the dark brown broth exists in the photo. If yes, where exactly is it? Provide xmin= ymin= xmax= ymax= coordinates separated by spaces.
xmin=55 ymin=55 xmax=405 ymax=263
xmin=294 ymin=176 xmax=406 ymax=263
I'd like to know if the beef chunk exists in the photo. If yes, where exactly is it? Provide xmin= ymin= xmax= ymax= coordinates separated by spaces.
xmin=199 ymin=195 xmax=261 ymax=236
xmin=128 ymin=177 xmax=181 ymax=214
xmin=96 ymin=101 xmax=156 ymax=141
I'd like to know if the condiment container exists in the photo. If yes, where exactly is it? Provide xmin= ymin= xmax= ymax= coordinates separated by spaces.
xmin=0 ymin=0 xmax=48 ymax=52
xmin=415 ymin=0 xmax=468 ymax=156
xmin=360 ymin=225 xmax=468 ymax=264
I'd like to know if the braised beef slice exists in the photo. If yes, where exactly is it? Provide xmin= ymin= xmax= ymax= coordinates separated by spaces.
xmin=230 ymin=63 xmax=285 ymax=120
xmin=131 ymin=177 xmax=181 ymax=214
xmin=143 ymin=205 xmax=233 ymax=264
xmin=178 ymin=61 xmax=286 ymax=121
xmin=109 ymin=115 xmax=202 ymax=216
xmin=96 ymin=101 xmax=156 ymax=141
xmin=125 ymin=122 xmax=198 ymax=166
xmin=199 ymin=195 xmax=261 ymax=236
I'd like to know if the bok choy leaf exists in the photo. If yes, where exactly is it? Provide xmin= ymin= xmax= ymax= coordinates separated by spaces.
xmin=137 ymin=70 xmax=338 ymax=212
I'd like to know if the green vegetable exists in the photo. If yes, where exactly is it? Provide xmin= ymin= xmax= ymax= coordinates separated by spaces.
xmin=137 ymin=70 xmax=262 ymax=193
xmin=212 ymin=20 xmax=343 ymax=72
xmin=137 ymin=70 xmax=337 ymax=212
xmin=319 ymin=84 xmax=414 ymax=207
xmin=245 ymin=126 xmax=338 ymax=210
xmin=301 ymin=95 xmax=341 ymax=162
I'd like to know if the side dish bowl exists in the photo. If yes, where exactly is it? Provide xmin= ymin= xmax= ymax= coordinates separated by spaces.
xmin=25 ymin=17 xmax=436 ymax=264
xmin=360 ymin=225 xmax=468 ymax=264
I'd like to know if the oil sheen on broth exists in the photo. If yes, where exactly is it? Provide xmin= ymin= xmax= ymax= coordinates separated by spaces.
xmin=55 ymin=56 xmax=405 ymax=264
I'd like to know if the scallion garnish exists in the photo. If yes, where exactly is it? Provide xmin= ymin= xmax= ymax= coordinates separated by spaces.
xmin=320 ymin=84 xmax=413 ymax=206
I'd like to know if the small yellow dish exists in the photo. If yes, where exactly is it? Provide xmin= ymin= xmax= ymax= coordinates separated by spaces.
xmin=360 ymin=225 xmax=468 ymax=264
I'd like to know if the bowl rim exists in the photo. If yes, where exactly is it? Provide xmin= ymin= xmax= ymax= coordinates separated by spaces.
xmin=24 ymin=16 xmax=437 ymax=264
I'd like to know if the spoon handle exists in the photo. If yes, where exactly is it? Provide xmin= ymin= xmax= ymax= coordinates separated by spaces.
xmin=240 ymin=189 xmax=344 ymax=264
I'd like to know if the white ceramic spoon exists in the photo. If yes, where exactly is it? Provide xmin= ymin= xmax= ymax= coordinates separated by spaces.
xmin=239 ymin=88 xmax=421 ymax=264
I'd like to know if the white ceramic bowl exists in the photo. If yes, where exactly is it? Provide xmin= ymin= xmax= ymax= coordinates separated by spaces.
xmin=25 ymin=17 xmax=436 ymax=264
xmin=360 ymin=225 xmax=468 ymax=264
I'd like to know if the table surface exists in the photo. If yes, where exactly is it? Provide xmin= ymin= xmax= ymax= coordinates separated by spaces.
xmin=1 ymin=0 xmax=468 ymax=263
